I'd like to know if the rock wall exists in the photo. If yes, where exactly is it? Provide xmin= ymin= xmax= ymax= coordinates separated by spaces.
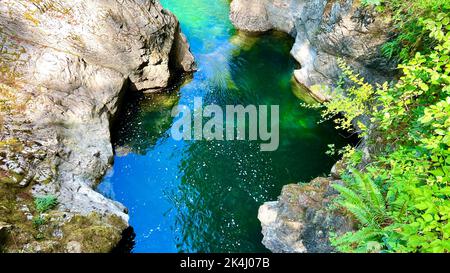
xmin=230 ymin=0 xmax=395 ymax=94
xmin=0 ymin=0 xmax=194 ymax=252
xmin=258 ymin=177 xmax=355 ymax=253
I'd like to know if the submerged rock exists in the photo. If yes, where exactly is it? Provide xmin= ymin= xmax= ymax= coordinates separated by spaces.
xmin=230 ymin=0 xmax=395 ymax=92
xmin=258 ymin=177 xmax=355 ymax=253
xmin=0 ymin=0 xmax=195 ymax=252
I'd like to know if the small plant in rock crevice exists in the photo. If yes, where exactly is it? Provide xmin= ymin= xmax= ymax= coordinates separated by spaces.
xmin=34 ymin=195 xmax=58 ymax=214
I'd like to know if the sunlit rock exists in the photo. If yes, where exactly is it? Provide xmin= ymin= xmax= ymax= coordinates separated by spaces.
xmin=0 ymin=0 xmax=195 ymax=252
xmin=230 ymin=0 xmax=395 ymax=92
xmin=258 ymin=178 xmax=356 ymax=253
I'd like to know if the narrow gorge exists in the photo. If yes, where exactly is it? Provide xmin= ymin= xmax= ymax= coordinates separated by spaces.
xmin=0 ymin=0 xmax=387 ymax=253
xmin=2 ymin=0 xmax=445 ymax=255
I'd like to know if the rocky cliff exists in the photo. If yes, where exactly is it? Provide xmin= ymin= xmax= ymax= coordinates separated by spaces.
xmin=230 ymin=0 xmax=395 ymax=99
xmin=0 ymin=0 xmax=194 ymax=252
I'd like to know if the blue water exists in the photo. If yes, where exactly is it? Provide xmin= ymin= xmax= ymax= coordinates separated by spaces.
xmin=98 ymin=0 xmax=350 ymax=253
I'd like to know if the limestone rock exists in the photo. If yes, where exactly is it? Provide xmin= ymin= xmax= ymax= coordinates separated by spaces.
xmin=258 ymin=178 xmax=355 ymax=253
xmin=172 ymin=24 xmax=198 ymax=72
xmin=230 ymin=0 xmax=273 ymax=32
xmin=0 ymin=0 xmax=195 ymax=252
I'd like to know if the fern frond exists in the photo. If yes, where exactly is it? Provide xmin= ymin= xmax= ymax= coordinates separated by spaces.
xmin=353 ymin=170 xmax=386 ymax=213
xmin=333 ymin=227 xmax=384 ymax=253
xmin=340 ymin=201 xmax=373 ymax=226
xmin=332 ymin=183 xmax=365 ymax=208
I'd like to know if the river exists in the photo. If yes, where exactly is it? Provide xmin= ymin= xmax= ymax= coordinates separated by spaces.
xmin=98 ymin=0 xmax=350 ymax=253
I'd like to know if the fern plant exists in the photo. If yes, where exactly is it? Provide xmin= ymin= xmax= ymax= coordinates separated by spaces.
xmin=325 ymin=4 xmax=450 ymax=252
xmin=362 ymin=0 xmax=383 ymax=6
xmin=331 ymin=170 xmax=389 ymax=252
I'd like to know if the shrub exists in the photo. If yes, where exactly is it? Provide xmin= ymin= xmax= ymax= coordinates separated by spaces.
xmin=320 ymin=4 xmax=450 ymax=252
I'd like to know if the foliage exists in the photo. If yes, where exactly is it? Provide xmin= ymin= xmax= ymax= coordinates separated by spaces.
xmin=34 ymin=195 xmax=58 ymax=213
xmin=369 ymin=0 xmax=450 ymax=62
xmin=334 ymin=170 xmax=387 ymax=227
xmin=323 ymin=5 xmax=450 ymax=252
xmin=32 ymin=215 xmax=46 ymax=229
xmin=320 ymin=58 xmax=383 ymax=136
xmin=362 ymin=0 xmax=383 ymax=6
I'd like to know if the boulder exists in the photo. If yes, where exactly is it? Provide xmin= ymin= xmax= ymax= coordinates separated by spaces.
xmin=258 ymin=178 xmax=355 ymax=253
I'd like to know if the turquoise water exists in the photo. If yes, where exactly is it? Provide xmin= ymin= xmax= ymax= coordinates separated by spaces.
xmin=98 ymin=0 xmax=350 ymax=253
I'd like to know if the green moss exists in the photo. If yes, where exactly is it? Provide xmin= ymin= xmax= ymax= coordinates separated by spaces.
xmin=0 ymin=184 xmax=40 ymax=252
xmin=0 ymin=171 xmax=25 ymax=186
xmin=62 ymin=213 xmax=126 ymax=253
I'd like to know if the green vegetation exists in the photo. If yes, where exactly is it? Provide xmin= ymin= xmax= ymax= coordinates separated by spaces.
xmin=320 ymin=0 xmax=450 ymax=252
xmin=31 ymin=215 xmax=46 ymax=228
xmin=371 ymin=0 xmax=448 ymax=63
xmin=34 ymin=195 xmax=58 ymax=213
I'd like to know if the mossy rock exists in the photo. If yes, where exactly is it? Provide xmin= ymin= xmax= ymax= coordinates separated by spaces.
xmin=62 ymin=213 xmax=127 ymax=253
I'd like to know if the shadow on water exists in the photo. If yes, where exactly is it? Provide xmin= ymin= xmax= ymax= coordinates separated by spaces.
xmin=110 ymin=74 xmax=193 ymax=156
xmin=111 ymin=227 xmax=137 ymax=253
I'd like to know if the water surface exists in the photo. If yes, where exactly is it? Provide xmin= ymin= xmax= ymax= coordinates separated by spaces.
xmin=99 ymin=0 xmax=350 ymax=253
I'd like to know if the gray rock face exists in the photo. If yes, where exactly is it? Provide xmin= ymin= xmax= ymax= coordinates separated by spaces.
xmin=230 ymin=0 xmax=273 ymax=32
xmin=258 ymin=178 xmax=355 ymax=253
xmin=230 ymin=0 xmax=395 ymax=90
xmin=0 ymin=0 xmax=194 ymax=252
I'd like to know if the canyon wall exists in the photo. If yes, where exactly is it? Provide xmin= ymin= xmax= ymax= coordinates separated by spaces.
xmin=230 ymin=0 xmax=395 ymax=97
xmin=0 ymin=0 xmax=194 ymax=252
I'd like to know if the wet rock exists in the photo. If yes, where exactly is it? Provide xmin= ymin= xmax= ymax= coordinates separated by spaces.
xmin=258 ymin=178 xmax=355 ymax=253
